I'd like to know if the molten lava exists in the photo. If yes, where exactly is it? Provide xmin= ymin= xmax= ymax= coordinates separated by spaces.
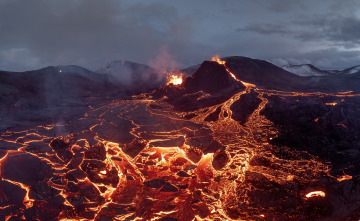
xmin=211 ymin=55 xmax=226 ymax=65
xmin=337 ymin=174 xmax=352 ymax=182
xmin=305 ymin=191 xmax=326 ymax=198
xmin=211 ymin=55 xmax=256 ymax=89
xmin=166 ymin=72 xmax=183 ymax=85
xmin=325 ymin=102 xmax=337 ymax=106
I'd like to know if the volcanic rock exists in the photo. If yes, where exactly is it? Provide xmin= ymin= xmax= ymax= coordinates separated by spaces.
xmin=2 ymin=153 xmax=52 ymax=186
xmin=261 ymin=94 xmax=360 ymax=175
xmin=144 ymin=179 xmax=166 ymax=189
xmin=150 ymin=136 xmax=185 ymax=147
xmin=85 ymin=142 xmax=106 ymax=161
xmin=177 ymin=171 xmax=191 ymax=177
xmin=224 ymin=56 xmax=308 ymax=91
xmin=185 ymin=147 xmax=202 ymax=163
xmin=152 ymin=60 xmax=246 ymax=111
xmin=0 ymin=180 xmax=26 ymax=206
xmin=230 ymin=90 xmax=262 ymax=124
xmin=50 ymin=138 xmax=73 ymax=162
xmin=193 ymin=202 xmax=211 ymax=218
xmin=29 ymin=181 xmax=61 ymax=201
xmin=160 ymin=182 xmax=179 ymax=192
xmin=92 ymin=121 xmax=135 ymax=144
xmin=123 ymin=138 xmax=148 ymax=158
xmin=204 ymin=106 xmax=222 ymax=122
xmin=50 ymin=138 xmax=70 ymax=151
xmin=183 ymin=61 xmax=245 ymax=94
xmin=212 ymin=150 xmax=229 ymax=170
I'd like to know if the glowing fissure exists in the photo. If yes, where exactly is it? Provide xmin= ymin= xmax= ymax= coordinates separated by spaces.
xmin=305 ymin=191 xmax=326 ymax=198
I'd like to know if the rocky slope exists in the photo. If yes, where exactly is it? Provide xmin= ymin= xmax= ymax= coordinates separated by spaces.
xmin=282 ymin=64 xmax=330 ymax=76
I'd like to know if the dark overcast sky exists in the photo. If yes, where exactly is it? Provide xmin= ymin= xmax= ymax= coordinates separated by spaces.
xmin=1 ymin=0 xmax=360 ymax=71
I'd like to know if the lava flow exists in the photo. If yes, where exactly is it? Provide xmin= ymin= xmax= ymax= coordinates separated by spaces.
xmin=1 ymin=56 xmax=360 ymax=220
xmin=306 ymin=191 xmax=326 ymax=198
xmin=211 ymin=55 xmax=255 ymax=89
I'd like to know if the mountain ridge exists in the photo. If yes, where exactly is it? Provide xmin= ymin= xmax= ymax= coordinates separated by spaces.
xmin=282 ymin=64 xmax=330 ymax=76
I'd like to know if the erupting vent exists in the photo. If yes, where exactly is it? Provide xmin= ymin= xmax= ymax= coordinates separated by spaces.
xmin=166 ymin=72 xmax=183 ymax=85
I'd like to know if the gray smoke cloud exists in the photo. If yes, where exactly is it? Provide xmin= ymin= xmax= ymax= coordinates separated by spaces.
xmin=1 ymin=0 xmax=360 ymax=71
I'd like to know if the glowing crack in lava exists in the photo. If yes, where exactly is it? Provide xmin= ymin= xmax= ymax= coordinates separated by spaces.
xmin=337 ymin=174 xmax=352 ymax=182
xmin=166 ymin=72 xmax=183 ymax=85
xmin=306 ymin=191 xmax=326 ymax=198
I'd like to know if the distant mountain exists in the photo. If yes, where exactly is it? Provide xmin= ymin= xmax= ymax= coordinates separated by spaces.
xmin=0 ymin=62 xmax=163 ymax=130
xmin=0 ymin=65 xmax=124 ymax=130
xmin=178 ymin=57 xmax=360 ymax=93
xmin=184 ymin=61 xmax=245 ymax=94
xmin=0 ymin=65 xmax=118 ymax=107
xmin=327 ymin=69 xmax=342 ymax=74
xmin=282 ymin=63 xmax=360 ymax=76
xmin=282 ymin=64 xmax=330 ymax=76
xmin=340 ymin=65 xmax=360 ymax=74
xmin=96 ymin=60 xmax=165 ymax=88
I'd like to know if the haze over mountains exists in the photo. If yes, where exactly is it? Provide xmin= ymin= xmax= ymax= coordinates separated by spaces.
xmin=282 ymin=64 xmax=329 ymax=76
xmin=0 ymin=60 xmax=164 ymax=130
xmin=282 ymin=63 xmax=360 ymax=76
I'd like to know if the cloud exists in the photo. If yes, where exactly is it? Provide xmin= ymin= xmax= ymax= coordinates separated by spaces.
xmin=238 ymin=24 xmax=289 ymax=35
xmin=264 ymin=0 xmax=306 ymax=13
xmin=0 ymin=0 xmax=196 ymax=71
xmin=0 ymin=0 xmax=360 ymax=71
xmin=0 ymin=48 xmax=40 ymax=71
xmin=296 ymin=15 xmax=360 ymax=45
xmin=271 ymin=48 xmax=360 ymax=70
xmin=240 ymin=14 xmax=360 ymax=45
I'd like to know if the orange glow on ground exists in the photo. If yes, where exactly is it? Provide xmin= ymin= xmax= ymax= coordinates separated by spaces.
xmin=305 ymin=191 xmax=325 ymax=198
xmin=325 ymin=102 xmax=337 ymax=106
xmin=337 ymin=174 xmax=352 ymax=182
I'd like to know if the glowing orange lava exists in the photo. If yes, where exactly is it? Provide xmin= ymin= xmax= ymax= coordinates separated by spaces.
xmin=166 ymin=72 xmax=183 ymax=85
xmin=211 ymin=55 xmax=226 ymax=65
xmin=337 ymin=174 xmax=352 ymax=182
xmin=325 ymin=102 xmax=337 ymax=106
xmin=305 ymin=191 xmax=325 ymax=198
xmin=210 ymin=55 xmax=256 ymax=89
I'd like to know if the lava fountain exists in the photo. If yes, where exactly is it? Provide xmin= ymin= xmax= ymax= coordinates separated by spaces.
xmin=166 ymin=72 xmax=183 ymax=86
